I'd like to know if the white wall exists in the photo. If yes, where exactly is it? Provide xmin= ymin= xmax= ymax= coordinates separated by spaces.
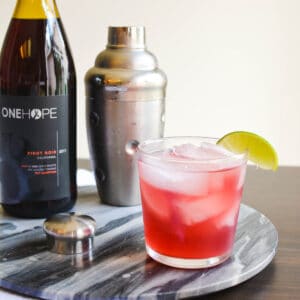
xmin=1 ymin=0 xmax=299 ymax=166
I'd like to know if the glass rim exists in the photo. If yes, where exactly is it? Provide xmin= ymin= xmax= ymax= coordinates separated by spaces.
xmin=138 ymin=136 xmax=248 ymax=166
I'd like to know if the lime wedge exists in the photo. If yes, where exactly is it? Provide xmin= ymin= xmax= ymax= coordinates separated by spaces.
xmin=217 ymin=131 xmax=278 ymax=171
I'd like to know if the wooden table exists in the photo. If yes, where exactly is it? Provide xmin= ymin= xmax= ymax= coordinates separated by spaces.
xmin=201 ymin=166 xmax=300 ymax=300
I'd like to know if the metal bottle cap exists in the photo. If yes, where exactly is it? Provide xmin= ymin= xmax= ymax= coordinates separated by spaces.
xmin=107 ymin=26 xmax=145 ymax=49
xmin=43 ymin=212 xmax=96 ymax=255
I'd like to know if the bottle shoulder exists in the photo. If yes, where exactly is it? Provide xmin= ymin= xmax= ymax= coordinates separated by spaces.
xmin=0 ymin=18 xmax=73 ymax=63
xmin=0 ymin=18 xmax=75 ymax=95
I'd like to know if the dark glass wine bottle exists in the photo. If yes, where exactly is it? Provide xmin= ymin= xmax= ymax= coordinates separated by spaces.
xmin=0 ymin=0 xmax=77 ymax=218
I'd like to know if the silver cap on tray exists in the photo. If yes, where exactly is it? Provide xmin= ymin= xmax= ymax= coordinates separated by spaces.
xmin=43 ymin=212 xmax=96 ymax=255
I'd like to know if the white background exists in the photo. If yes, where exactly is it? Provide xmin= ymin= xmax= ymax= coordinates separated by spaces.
xmin=1 ymin=0 xmax=300 ymax=166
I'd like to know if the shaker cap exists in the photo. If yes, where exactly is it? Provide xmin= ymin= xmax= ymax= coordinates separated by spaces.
xmin=107 ymin=26 xmax=145 ymax=49
xmin=43 ymin=212 xmax=96 ymax=254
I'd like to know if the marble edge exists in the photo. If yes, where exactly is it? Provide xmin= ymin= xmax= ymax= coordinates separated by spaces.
xmin=0 ymin=203 xmax=280 ymax=300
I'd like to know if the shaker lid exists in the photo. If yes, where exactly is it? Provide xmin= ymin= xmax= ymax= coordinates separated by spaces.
xmin=107 ymin=26 xmax=145 ymax=49
xmin=43 ymin=212 xmax=96 ymax=254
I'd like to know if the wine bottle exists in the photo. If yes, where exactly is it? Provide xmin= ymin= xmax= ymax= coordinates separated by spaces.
xmin=0 ymin=0 xmax=77 ymax=218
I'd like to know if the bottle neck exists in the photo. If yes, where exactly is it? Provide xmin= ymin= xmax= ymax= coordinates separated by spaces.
xmin=13 ymin=0 xmax=59 ymax=19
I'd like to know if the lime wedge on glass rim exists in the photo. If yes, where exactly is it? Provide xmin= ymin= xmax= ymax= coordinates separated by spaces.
xmin=217 ymin=131 xmax=278 ymax=171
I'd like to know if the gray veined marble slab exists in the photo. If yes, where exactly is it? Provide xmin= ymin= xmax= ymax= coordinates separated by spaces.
xmin=0 ymin=191 xmax=278 ymax=300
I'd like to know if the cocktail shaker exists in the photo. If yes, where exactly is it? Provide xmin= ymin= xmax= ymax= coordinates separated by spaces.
xmin=85 ymin=26 xmax=167 ymax=206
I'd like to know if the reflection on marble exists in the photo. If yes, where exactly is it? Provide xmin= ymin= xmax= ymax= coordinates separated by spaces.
xmin=0 ymin=192 xmax=278 ymax=300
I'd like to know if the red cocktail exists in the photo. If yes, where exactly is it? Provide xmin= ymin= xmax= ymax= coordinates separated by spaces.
xmin=138 ymin=137 xmax=247 ymax=268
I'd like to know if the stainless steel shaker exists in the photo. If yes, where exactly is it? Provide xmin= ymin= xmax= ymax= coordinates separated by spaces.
xmin=85 ymin=26 xmax=167 ymax=206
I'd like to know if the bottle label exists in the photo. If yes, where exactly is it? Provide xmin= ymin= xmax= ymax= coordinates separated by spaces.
xmin=0 ymin=95 xmax=70 ymax=204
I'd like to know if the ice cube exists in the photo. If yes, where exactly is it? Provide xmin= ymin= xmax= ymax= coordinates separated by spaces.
xmin=140 ymin=176 xmax=170 ymax=220
xmin=139 ymin=160 xmax=209 ymax=196
xmin=138 ymin=142 xmax=243 ymax=196
xmin=167 ymin=142 xmax=244 ymax=171
xmin=171 ymin=143 xmax=231 ymax=161
xmin=217 ymin=199 xmax=240 ymax=228
xmin=174 ymin=192 xmax=230 ymax=225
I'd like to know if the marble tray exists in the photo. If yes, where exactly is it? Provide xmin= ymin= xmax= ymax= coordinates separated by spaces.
xmin=0 ymin=189 xmax=278 ymax=300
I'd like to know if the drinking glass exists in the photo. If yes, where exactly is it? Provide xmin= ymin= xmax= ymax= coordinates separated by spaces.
xmin=137 ymin=137 xmax=247 ymax=269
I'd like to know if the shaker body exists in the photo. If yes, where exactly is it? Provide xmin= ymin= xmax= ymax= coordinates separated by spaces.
xmin=85 ymin=26 xmax=167 ymax=206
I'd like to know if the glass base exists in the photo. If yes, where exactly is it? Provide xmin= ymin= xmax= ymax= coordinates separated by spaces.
xmin=146 ymin=245 xmax=231 ymax=269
